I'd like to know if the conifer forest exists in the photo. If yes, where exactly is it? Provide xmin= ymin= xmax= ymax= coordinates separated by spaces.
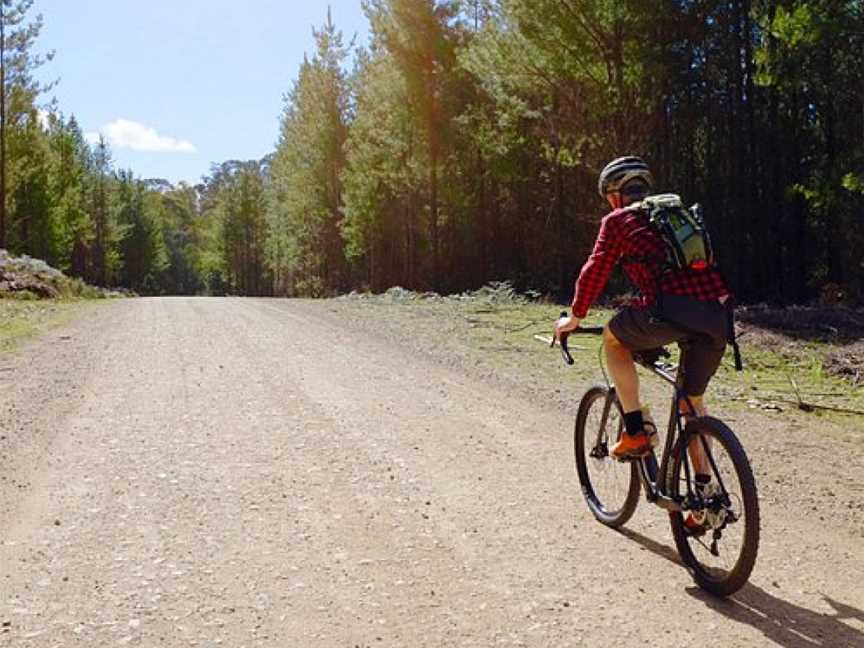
xmin=1 ymin=0 xmax=862 ymax=304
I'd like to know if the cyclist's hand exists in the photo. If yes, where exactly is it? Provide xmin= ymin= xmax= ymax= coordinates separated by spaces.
xmin=553 ymin=314 xmax=581 ymax=345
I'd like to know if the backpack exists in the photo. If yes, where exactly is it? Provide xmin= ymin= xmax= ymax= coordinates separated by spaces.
xmin=628 ymin=193 xmax=743 ymax=371
xmin=634 ymin=193 xmax=715 ymax=273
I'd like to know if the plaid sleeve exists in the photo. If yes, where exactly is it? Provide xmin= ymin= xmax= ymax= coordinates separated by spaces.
xmin=571 ymin=213 xmax=622 ymax=318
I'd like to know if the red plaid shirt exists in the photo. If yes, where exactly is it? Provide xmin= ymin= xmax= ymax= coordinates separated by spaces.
xmin=571 ymin=206 xmax=731 ymax=318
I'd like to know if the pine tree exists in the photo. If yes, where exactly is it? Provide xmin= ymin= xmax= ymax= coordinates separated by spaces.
xmin=364 ymin=0 xmax=461 ymax=289
xmin=160 ymin=183 xmax=203 ymax=295
xmin=341 ymin=45 xmax=424 ymax=290
xmin=48 ymin=115 xmax=93 ymax=278
xmin=267 ymin=11 xmax=351 ymax=296
xmin=90 ymin=136 xmax=113 ymax=285
xmin=116 ymin=170 xmax=169 ymax=293
xmin=8 ymin=103 xmax=52 ymax=260
xmin=201 ymin=160 xmax=270 ymax=296
xmin=0 ymin=0 xmax=52 ymax=249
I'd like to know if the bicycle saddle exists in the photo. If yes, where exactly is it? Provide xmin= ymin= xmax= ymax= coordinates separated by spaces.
xmin=633 ymin=347 xmax=671 ymax=366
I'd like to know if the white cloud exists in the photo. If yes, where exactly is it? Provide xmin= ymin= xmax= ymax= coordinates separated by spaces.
xmin=90 ymin=118 xmax=196 ymax=153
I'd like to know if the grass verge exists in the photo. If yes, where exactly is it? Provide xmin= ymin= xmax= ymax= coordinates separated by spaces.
xmin=0 ymin=299 xmax=102 ymax=354
xmin=333 ymin=294 xmax=864 ymax=427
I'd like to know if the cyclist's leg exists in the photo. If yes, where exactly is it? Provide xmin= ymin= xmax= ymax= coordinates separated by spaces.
xmin=678 ymin=338 xmax=725 ymax=534
xmin=606 ymin=308 xmax=682 ymax=455
xmin=603 ymin=326 xmax=641 ymax=413
xmin=607 ymin=307 xmax=683 ymax=412
xmin=682 ymin=395 xmax=710 ymax=475
xmin=680 ymin=394 xmax=707 ymax=418
xmin=679 ymin=335 xmax=726 ymax=475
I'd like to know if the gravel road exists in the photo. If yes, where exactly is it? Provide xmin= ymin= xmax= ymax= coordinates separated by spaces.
xmin=1 ymin=297 xmax=862 ymax=647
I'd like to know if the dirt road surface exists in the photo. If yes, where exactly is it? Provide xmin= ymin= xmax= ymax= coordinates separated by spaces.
xmin=2 ymin=298 xmax=862 ymax=647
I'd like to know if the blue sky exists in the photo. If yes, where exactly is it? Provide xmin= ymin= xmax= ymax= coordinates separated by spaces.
xmin=36 ymin=1 xmax=370 ymax=185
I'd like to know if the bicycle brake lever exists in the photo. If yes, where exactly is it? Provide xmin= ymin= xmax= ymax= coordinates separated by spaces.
xmin=559 ymin=336 xmax=575 ymax=365
xmin=556 ymin=311 xmax=575 ymax=365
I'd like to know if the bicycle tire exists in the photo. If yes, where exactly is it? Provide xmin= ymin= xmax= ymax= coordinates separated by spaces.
xmin=574 ymin=385 xmax=640 ymax=528
xmin=667 ymin=416 xmax=760 ymax=597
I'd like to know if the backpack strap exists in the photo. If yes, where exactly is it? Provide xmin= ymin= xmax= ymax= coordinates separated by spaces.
xmin=716 ymin=269 xmax=743 ymax=372
xmin=619 ymin=209 xmax=671 ymax=271
xmin=725 ymin=301 xmax=743 ymax=372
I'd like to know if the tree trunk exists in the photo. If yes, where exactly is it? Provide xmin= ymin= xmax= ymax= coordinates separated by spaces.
xmin=790 ymin=88 xmax=808 ymax=302
xmin=477 ymin=147 xmax=488 ymax=282
xmin=430 ymin=143 xmax=439 ymax=291
xmin=555 ymin=157 xmax=567 ymax=301
xmin=0 ymin=10 xmax=6 ymax=250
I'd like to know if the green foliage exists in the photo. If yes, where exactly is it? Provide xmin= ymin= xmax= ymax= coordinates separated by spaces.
xmin=768 ymin=4 xmax=821 ymax=48
xmin=842 ymin=174 xmax=864 ymax=195
xmin=115 ymin=170 xmax=168 ymax=293
xmin=9 ymin=106 xmax=54 ymax=261
xmin=0 ymin=0 xmax=55 ymax=250
xmin=48 ymin=116 xmax=94 ymax=278
xmin=200 ymin=160 xmax=271 ymax=296
xmin=266 ymin=11 xmax=351 ymax=296
xmin=751 ymin=0 xmax=864 ymax=302
xmin=341 ymin=44 xmax=425 ymax=290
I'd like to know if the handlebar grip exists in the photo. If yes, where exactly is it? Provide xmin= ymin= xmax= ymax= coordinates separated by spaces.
xmin=575 ymin=326 xmax=605 ymax=335
xmin=553 ymin=312 xmax=604 ymax=366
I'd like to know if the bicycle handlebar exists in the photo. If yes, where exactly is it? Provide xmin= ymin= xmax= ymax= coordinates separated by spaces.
xmin=552 ymin=311 xmax=603 ymax=366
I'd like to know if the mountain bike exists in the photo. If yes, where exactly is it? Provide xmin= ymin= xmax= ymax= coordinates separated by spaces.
xmin=554 ymin=317 xmax=760 ymax=597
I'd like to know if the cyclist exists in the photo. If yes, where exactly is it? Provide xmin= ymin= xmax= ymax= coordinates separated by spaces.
xmin=554 ymin=156 xmax=732 ymax=469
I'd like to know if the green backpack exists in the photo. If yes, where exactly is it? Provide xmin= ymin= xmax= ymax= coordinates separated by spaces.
xmin=627 ymin=193 xmax=743 ymax=370
xmin=635 ymin=193 xmax=715 ymax=272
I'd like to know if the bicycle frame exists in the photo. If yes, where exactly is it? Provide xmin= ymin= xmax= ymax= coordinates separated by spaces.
xmin=556 ymin=323 xmax=729 ymax=515
xmin=594 ymin=347 xmax=714 ymax=514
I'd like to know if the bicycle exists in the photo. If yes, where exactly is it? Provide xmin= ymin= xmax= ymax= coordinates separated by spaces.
xmin=553 ymin=315 xmax=760 ymax=597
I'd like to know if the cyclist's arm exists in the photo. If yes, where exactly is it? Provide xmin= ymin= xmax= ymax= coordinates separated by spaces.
xmin=570 ymin=213 xmax=623 ymax=319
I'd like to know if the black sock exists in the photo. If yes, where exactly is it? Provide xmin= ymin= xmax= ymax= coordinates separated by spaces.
xmin=623 ymin=410 xmax=644 ymax=436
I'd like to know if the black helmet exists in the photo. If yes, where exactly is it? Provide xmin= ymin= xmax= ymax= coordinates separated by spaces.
xmin=598 ymin=156 xmax=654 ymax=198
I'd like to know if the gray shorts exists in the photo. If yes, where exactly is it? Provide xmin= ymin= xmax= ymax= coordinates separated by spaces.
xmin=608 ymin=294 xmax=728 ymax=396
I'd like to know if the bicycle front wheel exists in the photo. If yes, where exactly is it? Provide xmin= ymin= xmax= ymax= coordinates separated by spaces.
xmin=574 ymin=385 xmax=640 ymax=528
xmin=668 ymin=416 xmax=760 ymax=597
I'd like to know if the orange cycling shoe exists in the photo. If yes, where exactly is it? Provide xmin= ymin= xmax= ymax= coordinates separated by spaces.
xmin=610 ymin=427 xmax=658 ymax=459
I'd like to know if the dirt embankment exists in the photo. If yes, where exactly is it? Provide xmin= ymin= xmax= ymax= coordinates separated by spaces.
xmin=0 ymin=249 xmax=123 ymax=299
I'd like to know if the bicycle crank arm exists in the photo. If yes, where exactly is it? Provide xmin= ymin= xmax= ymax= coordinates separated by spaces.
xmin=649 ymin=494 xmax=685 ymax=513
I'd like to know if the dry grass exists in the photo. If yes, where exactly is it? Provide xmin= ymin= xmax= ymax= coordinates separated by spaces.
xmin=0 ymin=299 xmax=100 ymax=354
xmin=331 ymin=289 xmax=864 ymax=427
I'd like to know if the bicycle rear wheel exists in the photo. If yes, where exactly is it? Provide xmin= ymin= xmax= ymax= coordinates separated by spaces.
xmin=668 ymin=417 xmax=760 ymax=597
xmin=574 ymin=386 xmax=640 ymax=528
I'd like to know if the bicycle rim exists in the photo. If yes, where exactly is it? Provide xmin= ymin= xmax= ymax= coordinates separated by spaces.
xmin=669 ymin=418 xmax=760 ymax=596
xmin=574 ymin=386 xmax=639 ymax=528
